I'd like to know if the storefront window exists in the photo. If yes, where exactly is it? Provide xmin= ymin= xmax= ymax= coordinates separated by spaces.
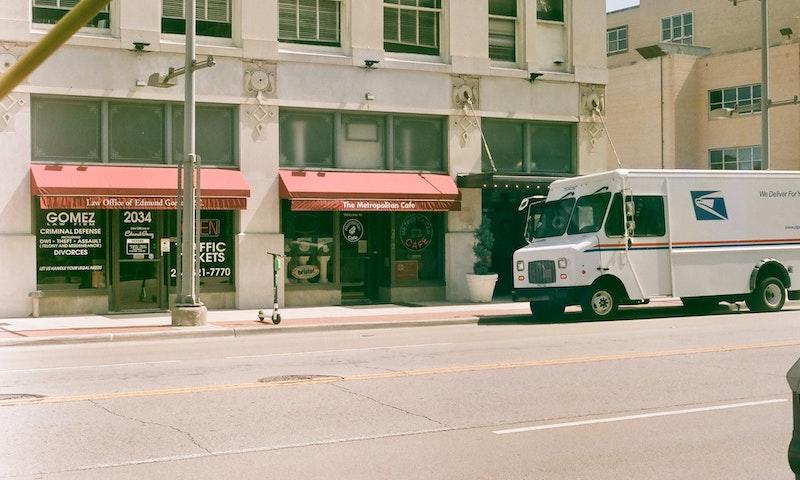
xmin=36 ymin=209 xmax=107 ymax=289
xmin=165 ymin=210 xmax=236 ymax=289
xmin=482 ymin=118 xmax=575 ymax=174
xmin=172 ymin=106 xmax=236 ymax=166
xmin=279 ymin=110 xmax=335 ymax=168
xmin=109 ymin=103 xmax=165 ymax=164
xmin=392 ymin=116 xmax=444 ymax=171
xmin=339 ymin=114 xmax=386 ymax=170
xmin=394 ymin=212 xmax=442 ymax=282
xmin=280 ymin=108 xmax=446 ymax=172
xmin=32 ymin=98 xmax=100 ymax=163
xmin=282 ymin=204 xmax=335 ymax=284
xmin=32 ymin=96 xmax=236 ymax=166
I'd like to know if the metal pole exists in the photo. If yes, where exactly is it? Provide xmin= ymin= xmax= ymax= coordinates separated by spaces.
xmin=761 ymin=0 xmax=770 ymax=169
xmin=171 ymin=0 xmax=206 ymax=325
xmin=0 ymin=0 xmax=111 ymax=99
xmin=180 ymin=0 xmax=199 ymax=306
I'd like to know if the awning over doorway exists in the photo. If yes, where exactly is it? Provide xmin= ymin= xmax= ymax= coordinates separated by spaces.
xmin=30 ymin=164 xmax=250 ymax=210
xmin=278 ymin=170 xmax=461 ymax=212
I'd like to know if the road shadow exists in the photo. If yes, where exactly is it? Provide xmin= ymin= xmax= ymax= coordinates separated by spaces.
xmin=477 ymin=304 xmax=747 ymax=326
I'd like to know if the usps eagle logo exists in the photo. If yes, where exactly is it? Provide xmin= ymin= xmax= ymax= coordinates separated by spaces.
xmin=691 ymin=191 xmax=728 ymax=221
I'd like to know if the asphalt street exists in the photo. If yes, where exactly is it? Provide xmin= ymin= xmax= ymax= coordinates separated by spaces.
xmin=1 ymin=304 xmax=799 ymax=479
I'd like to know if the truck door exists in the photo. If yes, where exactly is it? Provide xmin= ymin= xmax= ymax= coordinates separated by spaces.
xmin=604 ymin=193 xmax=671 ymax=298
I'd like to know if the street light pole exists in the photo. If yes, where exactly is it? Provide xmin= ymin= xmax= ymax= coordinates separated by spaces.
xmin=759 ymin=0 xmax=770 ymax=169
xmin=171 ymin=0 xmax=207 ymax=326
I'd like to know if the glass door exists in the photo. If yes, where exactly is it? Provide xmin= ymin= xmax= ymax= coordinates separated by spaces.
xmin=112 ymin=210 xmax=166 ymax=311
xmin=339 ymin=213 xmax=388 ymax=303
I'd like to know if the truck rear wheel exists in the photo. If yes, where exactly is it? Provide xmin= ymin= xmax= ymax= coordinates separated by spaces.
xmin=745 ymin=276 xmax=786 ymax=313
xmin=529 ymin=302 xmax=565 ymax=319
xmin=582 ymin=285 xmax=619 ymax=320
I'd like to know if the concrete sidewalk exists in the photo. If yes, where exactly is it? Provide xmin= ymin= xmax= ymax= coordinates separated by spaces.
xmin=0 ymin=301 xmax=538 ymax=347
xmin=0 ymin=297 xmax=689 ymax=347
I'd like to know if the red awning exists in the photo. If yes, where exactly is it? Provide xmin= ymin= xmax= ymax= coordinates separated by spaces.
xmin=278 ymin=170 xmax=461 ymax=212
xmin=30 ymin=164 xmax=250 ymax=210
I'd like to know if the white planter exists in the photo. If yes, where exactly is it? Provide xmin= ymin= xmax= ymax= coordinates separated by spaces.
xmin=465 ymin=273 xmax=498 ymax=303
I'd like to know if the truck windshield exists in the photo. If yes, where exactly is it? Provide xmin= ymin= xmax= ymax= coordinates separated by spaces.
xmin=531 ymin=198 xmax=576 ymax=238
xmin=567 ymin=192 xmax=612 ymax=235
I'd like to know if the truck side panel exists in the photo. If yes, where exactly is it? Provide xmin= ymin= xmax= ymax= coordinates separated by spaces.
xmin=666 ymin=174 xmax=800 ymax=298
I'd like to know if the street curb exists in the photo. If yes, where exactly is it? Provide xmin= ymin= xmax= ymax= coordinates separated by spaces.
xmin=0 ymin=316 xmax=482 ymax=347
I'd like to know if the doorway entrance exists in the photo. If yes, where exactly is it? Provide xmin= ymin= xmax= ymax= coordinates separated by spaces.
xmin=339 ymin=212 xmax=389 ymax=303
xmin=111 ymin=210 xmax=170 ymax=312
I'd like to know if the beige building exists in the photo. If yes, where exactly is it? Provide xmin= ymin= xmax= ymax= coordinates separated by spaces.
xmin=605 ymin=0 xmax=800 ymax=171
xmin=0 ymin=0 xmax=608 ymax=318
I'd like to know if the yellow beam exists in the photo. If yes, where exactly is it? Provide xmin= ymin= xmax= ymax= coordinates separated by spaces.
xmin=0 ymin=0 xmax=111 ymax=99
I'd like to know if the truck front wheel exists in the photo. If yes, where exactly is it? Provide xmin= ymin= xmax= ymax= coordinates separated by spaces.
xmin=745 ymin=276 xmax=786 ymax=313
xmin=582 ymin=285 xmax=619 ymax=320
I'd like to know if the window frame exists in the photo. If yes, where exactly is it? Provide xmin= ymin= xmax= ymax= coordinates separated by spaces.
xmin=279 ymin=108 xmax=447 ymax=172
xmin=661 ymin=11 xmax=693 ymax=44
xmin=709 ymin=146 xmax=762 ymax=170
xmin=481 ymin=118 xmax=577 ymax=175
xmin=536 ymin=0 xmax=564 ymax=23
xmin=278 ymin=0 xmax=342 ymax=47
xmin=383 ymin=0 xmax=442 ymax=56
xmin=607 ymin=25 xmax=628 ymax=55
xmin=31 ymin=96 xmax=238 ymax=167
xmin=488 ymin=0 xmax=518 ymax=63
xmin=162 ymin=0 xmax=233 ymax=39
xmin=708 ymin=84 xmax=762 ymax=114
xmin=32 ymin=0 xmax=112 ymax=33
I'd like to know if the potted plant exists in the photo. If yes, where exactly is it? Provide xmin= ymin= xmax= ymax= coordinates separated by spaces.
xmin=466 ymin=214 xmax=498 ymax=302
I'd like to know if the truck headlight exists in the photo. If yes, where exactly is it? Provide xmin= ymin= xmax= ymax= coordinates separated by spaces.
xmin=557 ymin=257 xmax=568 ymax=269
xmin=516 ymin=260 xmax=525 ymax=271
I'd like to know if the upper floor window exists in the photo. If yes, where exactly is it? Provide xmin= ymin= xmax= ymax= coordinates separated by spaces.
xmin=536 ymin=0 xmax=563 ymax=22
xmin=279 ymin=0 xmax=341 ymax=46
xmin=607 ymin=25 xmax=628 ymax=55
xmin=481 ymin=118 xmax=575 ymax=174
xmin=280 ymin=109 xmax=446 ymax=172
xmin=33 ymin=0 xmax=110 ymax=28
xmin=162 ymin=0 xmax=232 ymax=38
xmin=709 ymin=84 xmax=761 ymax=114
xmin=384 ymin=0 xmax=441 ymax=56
xmin=661 ymin=12 xmax=692 ymax=44
xmin=489 ymin=0 xmax=517 ymax=62
xmin=709 ymin=146 xmax=762 ymax=170
xmin=32 ymin=97 xmax=237 ymax=166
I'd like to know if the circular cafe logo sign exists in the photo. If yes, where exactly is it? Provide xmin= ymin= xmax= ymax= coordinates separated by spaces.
xmin=342 ymin=218 xmax=364 ymax=243
xmin=400 ymin=214 xmax=433 ymax=251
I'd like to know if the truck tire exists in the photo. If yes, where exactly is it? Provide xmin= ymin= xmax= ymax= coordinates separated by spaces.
xmin=582 ymin=284 xmax=619 ymax=320
xmin=530 ymin=302 xmax=565 ymax=319
xmin=745 ymin=276 xmax=786 ymax=313
xmin=681 ymin=297 xmax=720 ymax=314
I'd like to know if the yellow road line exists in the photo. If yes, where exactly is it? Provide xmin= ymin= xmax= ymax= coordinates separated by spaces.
xmin=3 ymin=339 xmax=799 ymax=407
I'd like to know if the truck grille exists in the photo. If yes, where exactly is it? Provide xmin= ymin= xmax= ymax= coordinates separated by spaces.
xmin=528 ymin=260 xmax=556 ymax=284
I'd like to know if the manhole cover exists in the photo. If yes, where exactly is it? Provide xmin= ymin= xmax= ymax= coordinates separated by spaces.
xmin=258 ymin=375 xmax=342 ymax=384
xmin=0 ymin=393 xmax=46 ymax=401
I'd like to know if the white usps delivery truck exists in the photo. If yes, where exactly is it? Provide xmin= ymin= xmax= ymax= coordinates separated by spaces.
xmin=512 ymin=169 xmax=800 ymax=319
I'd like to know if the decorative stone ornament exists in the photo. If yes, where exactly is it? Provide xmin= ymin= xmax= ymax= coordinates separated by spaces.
xmin=243 ymin=61 xmax=277 ymax=139
xmin=451 ymin=75 xmax=480 ymax=109
xmin=0 ymin=48 xmax=25 ymax=131
xmin=452 ymin=75 xmax=481 ymax=145
xmin=580 ymin=84 xmax=607 ymax=149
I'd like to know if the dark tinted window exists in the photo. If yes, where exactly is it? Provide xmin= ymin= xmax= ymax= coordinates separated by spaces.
xmin=605 ymin=194 xmax=666 ymax=237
